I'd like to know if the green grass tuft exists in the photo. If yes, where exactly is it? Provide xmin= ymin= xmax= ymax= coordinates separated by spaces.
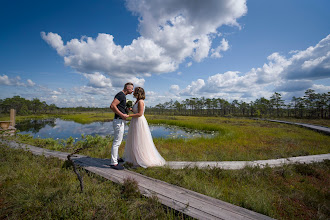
xmin=5 ymin=115 xmax=330 ymax=162
xmin=134 ymin=161 xmax=330 ymax=220
xmin=0 ymin=145 xmax=185 ymax=219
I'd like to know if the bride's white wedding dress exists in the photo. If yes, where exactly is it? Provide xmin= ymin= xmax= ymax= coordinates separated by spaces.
xmin=124 ymin=100 xmax=166 ymax=168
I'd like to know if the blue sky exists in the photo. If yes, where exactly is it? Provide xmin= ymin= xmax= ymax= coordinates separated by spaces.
xmin=1 ymin=0 xmax=329 ymax=107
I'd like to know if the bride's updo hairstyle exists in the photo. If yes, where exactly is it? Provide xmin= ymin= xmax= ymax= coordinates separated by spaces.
xmin=134 ymin=87 xmax=145 ymax=100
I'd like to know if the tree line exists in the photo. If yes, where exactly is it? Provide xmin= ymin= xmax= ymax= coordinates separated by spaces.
xmin=0 ymin=96 xmax=58 ymax=115
xmin=0 ymin=96 xmax=113 ymax=115
xmin=147 ymin=89 xmax=330 ymax=119
xmin=1 ymin=89 xmax=329 ymax=119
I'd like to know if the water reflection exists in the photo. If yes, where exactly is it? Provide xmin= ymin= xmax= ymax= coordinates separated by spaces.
xmin=17 ymin=118 xmax=56 ymax=133
xmin=16 ymin=118 xmax=215 ymax=140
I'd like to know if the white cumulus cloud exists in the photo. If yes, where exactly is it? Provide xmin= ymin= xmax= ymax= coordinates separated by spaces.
xmin=0 ymin=75 xmax=11 ymax=85
xmin=173 ymin=35 xmax=330 ymax=101
xmin=41 ymin=0 xmax=247 ymax=78
xmin=0 ymin=74 xmax=36 ymax=87
xmin=84 ymin=72 xmax=112 ymax=88
xmin=211 ymin=38 xmax=230 ymax=58
xmin=180 ymin=79 xmax=205 ymax=96
xmin=283 ymin=34 xmax=330 ymax=80
xmin=27 ymin=79 xmax=36 ymax=87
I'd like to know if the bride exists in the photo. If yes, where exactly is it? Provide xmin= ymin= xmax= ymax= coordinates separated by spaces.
xmin=124 ymin=87 xmax=166 ymax=168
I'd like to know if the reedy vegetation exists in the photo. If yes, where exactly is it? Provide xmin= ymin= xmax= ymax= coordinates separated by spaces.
xmin=135 ymin=161 xmax=330 ymax=220
xmin=1 ymin=114 xmax=329 ymax=219
xmin=1 ymin=135 xmax=329 ymax=219
xmin=3 ymin=115 xmax=330 ymax=161
xmin=0 ymin=145 xmax=187 ymax=219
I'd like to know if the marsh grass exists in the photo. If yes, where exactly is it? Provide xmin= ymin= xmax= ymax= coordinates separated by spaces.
xmin=0 ymin=145 xmax=186 ymax=219
xmin=134 ymin=161 xmax=330 ymax=220
xmin=0 ymin=112 xmax=115 ymax=124
xmin=146 ymin=115 xmax=330 ymax=161
xmin=4 ymin=114 xmax=330 ymax=161
xmin=59 ymin=112 xmax=115 ymax=124
xmin=1 ymin=113 xmax=330 ymax=219
xmin=0 ymin=114 xmax=59 ymax=122
xmin=6 ymin=133 xmax=114 ymax=159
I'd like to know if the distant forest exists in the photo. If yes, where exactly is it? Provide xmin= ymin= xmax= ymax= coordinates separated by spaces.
xmin=0 ymin=96 xmax=58 ymax=115
xmin=1 ymin=89 xmax=329 ymax=119
xmin=0 ymin=96 xmax=108 ymax=115
xmin=147 ymin=89 xmax=330 ymax=119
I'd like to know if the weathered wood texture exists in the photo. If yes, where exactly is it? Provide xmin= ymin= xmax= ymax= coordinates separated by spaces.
xmin=10 ymin=109 xmax=16 ymax=127
xmin=167 ymin=153 xmax=330 ymax=169
xmin=260 ymin=119 xmax=330 ymax=135
xmin=1 ymin=140 xmax=274 ymax=220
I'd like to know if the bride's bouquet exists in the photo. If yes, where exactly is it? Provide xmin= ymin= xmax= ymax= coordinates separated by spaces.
xmin=126 ymin=99 xmax=133 ymax=108
xmin=126 ymin=99 xmax=133 ymax=113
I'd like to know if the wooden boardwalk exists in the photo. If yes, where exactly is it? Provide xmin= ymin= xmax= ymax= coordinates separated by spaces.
xmin=166 ymin=153 xmax=330 ymax=169
xmin=258 ymin=119 xmax=330 ymax=135
xmin=2 ymin=139 xmax=274 ymax=220
xmin=167 ymin=117 xmax=330 ymax=169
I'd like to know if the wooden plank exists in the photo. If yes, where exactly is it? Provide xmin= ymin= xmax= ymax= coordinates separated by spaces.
xmin=166 ymin=154 xmax=330 ymax=169
xmin=76 ymin=159 xmax=268 ymax=220
xmin=1 ymin=139 xmax=274 ymax=220
xmin=265 ymin=119 xmax=330 ymax=135
xmin=10 ymin=109 xmax=16 ymax=127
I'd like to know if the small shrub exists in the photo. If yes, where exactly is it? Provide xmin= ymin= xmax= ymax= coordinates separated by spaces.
xmin=66 ymin=136 xmax=75 ymax=147
xmin=121 ymin=177 xmax=141 ymax=199
xmin=294 ymin=163 xmax=320 ymax=178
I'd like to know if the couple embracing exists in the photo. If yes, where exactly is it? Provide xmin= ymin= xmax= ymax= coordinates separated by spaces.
xmin=109 ymin=82 xmax=166 ymax=170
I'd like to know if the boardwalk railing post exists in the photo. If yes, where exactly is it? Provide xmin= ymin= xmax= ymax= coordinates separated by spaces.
xmin=10 ymin=109 xmax=16 ymax=127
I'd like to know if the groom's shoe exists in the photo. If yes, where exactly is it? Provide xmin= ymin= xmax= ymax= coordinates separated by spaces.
xmin=110 ymin=164 xmax=124 ymax=170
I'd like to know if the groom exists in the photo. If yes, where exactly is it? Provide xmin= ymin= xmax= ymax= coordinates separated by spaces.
xmin=109 ymin=82 xmax=134 ymax=170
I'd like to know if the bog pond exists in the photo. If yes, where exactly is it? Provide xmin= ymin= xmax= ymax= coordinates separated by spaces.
xmin=16 ymin=118 xmax=216 ymax=141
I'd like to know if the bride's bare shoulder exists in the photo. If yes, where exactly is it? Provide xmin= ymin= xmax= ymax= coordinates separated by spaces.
xmin=135 ymin=99 xmax=144 ymax=105
xmin=138 ymin=100 xmax=145 ymax=105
